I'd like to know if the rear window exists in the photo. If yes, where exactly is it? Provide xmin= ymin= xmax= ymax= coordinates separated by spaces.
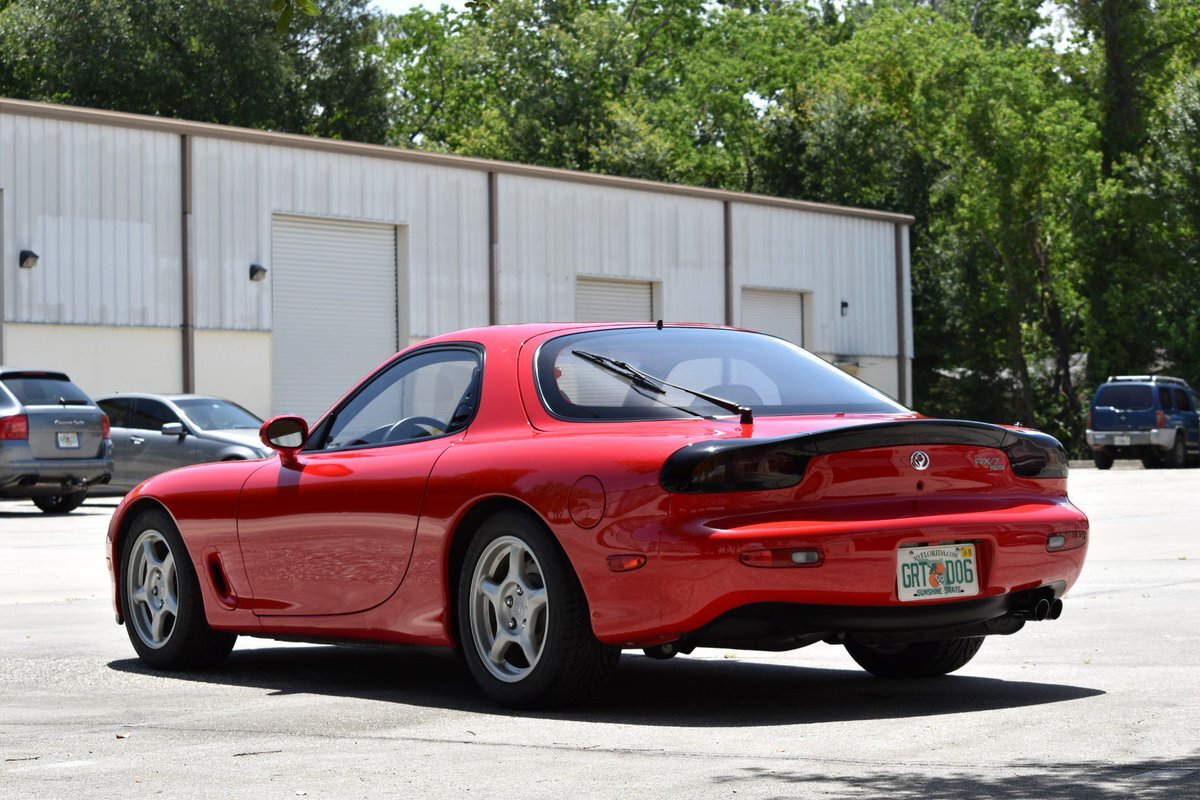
xmin=1094 ymin=384 xmax=1154 ymax=410
xmin=1 ymin=374 xmax=91 ymax=406
xmin=536 ymin=327 xmax=905 ymax=421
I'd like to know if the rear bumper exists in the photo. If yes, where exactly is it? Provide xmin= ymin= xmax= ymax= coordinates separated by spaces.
xmin=0 ymin=447 xmax=114 ymax=497
xmin=638 ymin=496 xmax=1089 ymax=646
xmin=1087 ymin=428 xmax=1174 ymax=449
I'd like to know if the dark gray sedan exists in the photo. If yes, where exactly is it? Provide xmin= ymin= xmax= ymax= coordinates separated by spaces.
xmin=0 ymin=368 xmax=113 ymax=513
xmin=95 ymin=394 xmax=271 ymax=493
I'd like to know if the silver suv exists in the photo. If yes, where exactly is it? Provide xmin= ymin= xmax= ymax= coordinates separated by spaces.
xmin=0 ymin=368 xmax=113 ymax=513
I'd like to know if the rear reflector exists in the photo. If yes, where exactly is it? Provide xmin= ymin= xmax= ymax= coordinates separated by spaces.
xmin=606 ymin=554 xmax=647 ymax=572
xmin=0 ymin=414 xmax=29 ymax=439
xmin=739 ymin=547 xmax=823 ymax=568
xmin=1047 ymin=531 xmax=1087 ymax=552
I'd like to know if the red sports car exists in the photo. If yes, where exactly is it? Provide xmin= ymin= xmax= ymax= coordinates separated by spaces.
xmin=106 ymin=323 xmax=1088 ymax=707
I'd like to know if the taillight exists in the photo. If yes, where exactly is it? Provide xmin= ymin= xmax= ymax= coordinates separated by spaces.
xmin=1155 ymin=410 xmax=1167 ymax=428
xmin=101 ymin=413 xmax=111 ymax=439
xmin=1086 ymin=410 xmax=1092 ymax=428
xmin=661 ymin=444 xmax=809 ymax=492
xmin=740 ymin=547 xmax=824 ymax=568
xmin=0 ymin=414 xmax=29 ymax=439
xmin=1047 ymin=531 xmax=1087 ymax=552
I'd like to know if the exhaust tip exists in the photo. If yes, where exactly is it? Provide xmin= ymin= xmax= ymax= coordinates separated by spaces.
xmin=1048 ymin=598 xmax=1064 ymax=620
xmin=1033 ymin=598 xmax=1052 ymax=621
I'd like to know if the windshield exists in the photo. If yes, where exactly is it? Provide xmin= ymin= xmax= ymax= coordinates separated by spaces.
xmin=1 ymin=374 xmax=91 ymax=406
xmin=536 ymin=327 xmax=906 ymax=421
xmin=1094 ymin=384 xmax=1154 ymax=410
xmin=176 ymin=398 xmax=262 ymax=430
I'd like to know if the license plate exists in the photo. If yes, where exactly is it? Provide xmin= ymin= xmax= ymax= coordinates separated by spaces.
xmin=897 ymin=543 xmax=980 ymax=602
xmin=56 ymin=432 xmax=80 ymax=449
xmin=1113 ymin=435 xmax=1131 ymax=446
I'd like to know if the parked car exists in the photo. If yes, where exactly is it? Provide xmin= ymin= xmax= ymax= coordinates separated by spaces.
xmin=106 ymin=324 xmax=1088 ymax=708
xmin=1086 ymin=375 xmax=1200 ymax=469
xmin=94 ymin=394 xmax=271 ymax=493
xmin=0 ymin=368 xmax=112 ymax=513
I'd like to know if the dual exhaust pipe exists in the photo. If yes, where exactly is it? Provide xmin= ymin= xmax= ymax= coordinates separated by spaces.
xmin=1012 ymin=596 xmax=1064 ymax=622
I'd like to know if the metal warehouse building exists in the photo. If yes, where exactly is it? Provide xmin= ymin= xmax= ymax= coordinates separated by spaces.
xmin=0 ymin=98 xmax=914 ymax=422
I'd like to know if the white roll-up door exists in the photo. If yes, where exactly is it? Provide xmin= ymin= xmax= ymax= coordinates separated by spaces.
xmin=576 ymin=278 xmax=654 ymax=322
xmin=271 ymin=216 xmax=398 ymax=421
xmin=741 ymin=288 xmax=805 ymax=346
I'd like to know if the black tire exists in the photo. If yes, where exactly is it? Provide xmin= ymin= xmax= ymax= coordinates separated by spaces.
xmin=457 ymin=509 xmax=619 ymax=708
xmin=1164 ymin=434 xmax=1187 ymax=469
xmin=845 ymin=637 xmax=984 ymax=679
xmin=1092 ymin=450 xmax=1114 ymax=470
xmin=32 ymin=490 xmax=87 ymax=514
xmin=642 ymin=643 xmax=680 ymax=660
xmin=119 ymin=508 xmax=235 ymax=669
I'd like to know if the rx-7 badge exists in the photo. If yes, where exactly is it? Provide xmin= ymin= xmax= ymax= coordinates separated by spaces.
xmin=974 ymin=456 xmax=1005 ymax=471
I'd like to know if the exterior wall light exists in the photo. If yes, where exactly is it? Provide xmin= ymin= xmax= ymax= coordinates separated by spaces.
xmin=19 ymin=250 xmax=39 ymax=269
xmin=840 ymin=300 xmax=849 ymax=317
xmin=249 ymin=263 xmax=268 ymax=282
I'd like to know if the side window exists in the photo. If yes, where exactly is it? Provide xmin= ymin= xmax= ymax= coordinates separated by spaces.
xmin=1159 ymin=387 xmax=1174 ymax=411
xmin=128 ymin=399 xmax=181 ymax=430
xmin=1175 ymin=389 xmax=1193 ymax=412
xmin=312 ymin=349 xmax=480 ymax=451
xmin=97 ymin=398 xmax=135 ymax=427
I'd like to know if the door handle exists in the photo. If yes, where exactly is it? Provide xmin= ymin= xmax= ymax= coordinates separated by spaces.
xmin=131 ymin=436 xmax=145 ymax=445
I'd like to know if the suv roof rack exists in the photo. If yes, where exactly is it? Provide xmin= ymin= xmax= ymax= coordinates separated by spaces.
xmin=1107 ymin=375 xmax=1191 ymax=387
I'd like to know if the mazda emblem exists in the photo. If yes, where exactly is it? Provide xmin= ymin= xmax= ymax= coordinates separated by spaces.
xmin=910 ymin=451 xmax=930 ymax=471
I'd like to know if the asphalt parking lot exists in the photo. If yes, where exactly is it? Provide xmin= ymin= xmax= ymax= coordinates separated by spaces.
xmin=2 ymin=467 xmax=1198 ymax=799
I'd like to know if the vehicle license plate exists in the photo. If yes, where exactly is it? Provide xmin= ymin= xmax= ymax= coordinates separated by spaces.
xmin=897 ymin=543 xmax=980 ymax=602
xmin=56 ymin=432 xmax=80 ymax=449
xmin=1113 ymin=435 xmax=1131 ymax=446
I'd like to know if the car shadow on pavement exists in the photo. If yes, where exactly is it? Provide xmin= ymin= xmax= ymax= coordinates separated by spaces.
xmin=107 ymin=643 xmax=1104 ymax=727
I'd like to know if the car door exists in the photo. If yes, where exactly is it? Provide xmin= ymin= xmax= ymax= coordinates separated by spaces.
xmin=97 ymin=397 xmax=138 ymax=488
xmin=236 ymin=346 xmax=482 ymax=616
xmin=122 ymin=398 xmax=198 ymax=485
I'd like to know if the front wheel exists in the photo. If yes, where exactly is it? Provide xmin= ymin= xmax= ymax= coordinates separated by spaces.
xmin=845 ymin=637 xmax=984 ymax=678
xmin=33 ymin=490 xmax=87 ymax=514
xmin=457 ymin=509 xmax=619 ymax=708
xmin=120 ymin=508 xmax=236 ymax=669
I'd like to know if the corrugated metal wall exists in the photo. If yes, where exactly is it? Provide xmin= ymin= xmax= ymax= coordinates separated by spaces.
xmin=189 ymin=137 xmax=489 ymax=337
xmin=731 ymin=204 xmax=898 ymax=357
xmin=0 ymin=114 xmax=182 ymax=326
xmin=496 ymin=175 xmax=724 ymax=324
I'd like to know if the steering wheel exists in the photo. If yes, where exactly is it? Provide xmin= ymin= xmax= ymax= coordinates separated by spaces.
xmin=382 ymin=416 xmax=448 ymax=442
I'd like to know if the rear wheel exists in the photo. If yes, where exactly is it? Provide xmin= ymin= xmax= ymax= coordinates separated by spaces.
xmin=120 ymin=508 xmax=235 ymax=669
xmin=1164 ymin=433 xmax=1187 ymax=469
xmin=1092 ymin=450 xmax=1113 ymax=470
xmin=845 ymin=637 xmax=984 ymax=678
xmin=457 ymin=509 xmax=619 ymax=708
xmin=32 ymin=490 xmax=87 ymax=514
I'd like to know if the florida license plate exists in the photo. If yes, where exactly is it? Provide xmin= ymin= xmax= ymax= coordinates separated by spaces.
xmin=897 ymin=543 xmax=980 ymax=601
xmin=1113 ymin=435 xmax=1131 ymax=446
xmin=56 ymin=432 xmax=80 ymax=449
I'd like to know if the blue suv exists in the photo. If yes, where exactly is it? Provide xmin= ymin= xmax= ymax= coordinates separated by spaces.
xmin=1086 ymin=375 xmax=1200 ymax=469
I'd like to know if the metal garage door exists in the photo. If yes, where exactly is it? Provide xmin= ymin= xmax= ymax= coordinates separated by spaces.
xmin=576 ymin=278 xmax=654 ymax=322
xmin=272 ymin=216 xmax=398 ymax=421
xmin=741 ymin=288 xmax=805 ymax=346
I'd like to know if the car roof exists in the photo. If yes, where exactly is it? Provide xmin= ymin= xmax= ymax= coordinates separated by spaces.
xmin=95 ymin=392 xmax=227 ymax=403
xmin=0 ymin=367 xmax=73 ymax=381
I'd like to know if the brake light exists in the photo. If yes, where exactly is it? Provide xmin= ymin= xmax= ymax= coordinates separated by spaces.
xmin=0 ymin=414 xmax=29 ymax=439
xmin=1086 ymin=410 xmax=1092 ymax=428
xmin=101 ymin=413 xmax=110 ymax=439
xmin=1155 ymin=410 xmax=1167 ymax=428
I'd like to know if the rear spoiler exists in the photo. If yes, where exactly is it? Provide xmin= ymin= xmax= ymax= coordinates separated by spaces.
xmin=660 ymin=419 xmax=1068 ymax=493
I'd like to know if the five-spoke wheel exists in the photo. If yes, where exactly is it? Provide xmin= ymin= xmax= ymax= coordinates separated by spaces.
xmin=120 ymin=508 xmax=235 ymax=669
xmin=457 ymin=510 xmax=619 ymax=708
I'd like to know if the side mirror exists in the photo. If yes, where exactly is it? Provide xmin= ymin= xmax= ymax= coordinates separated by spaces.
xmin=162 ymin=422 xmax=186 ymax=437
xmin=260 ymin=416 xmax=308 ymax=468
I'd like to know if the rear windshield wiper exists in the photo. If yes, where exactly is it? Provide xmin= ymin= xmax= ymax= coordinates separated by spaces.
xmin=58 ymin=397 xmax=89 ymax=406
xmin=571 ymin=350 xmax=753 ymax=425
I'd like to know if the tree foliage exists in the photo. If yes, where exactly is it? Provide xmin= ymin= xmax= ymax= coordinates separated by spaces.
xmin=2 ymin=0 xmax=1198 ymax=452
